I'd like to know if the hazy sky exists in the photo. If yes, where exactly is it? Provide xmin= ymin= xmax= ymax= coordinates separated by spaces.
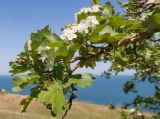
xmin=0 ymin=0 xmax=132 ymax=75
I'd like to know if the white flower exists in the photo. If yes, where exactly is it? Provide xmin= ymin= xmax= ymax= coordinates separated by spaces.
xmin=92 ymin=5 xmax=100 ymax=12
xmin=145 ymin=50 xmax=152 ymax=59
xmin=77 ymin=22 xmax=89 ymax=33
xmin=77 ymin=16 xmax=99 ymax=33
xmin=60 ymin=28 xmax=77 ymax=40
xmin=37 ymin=51 xmax=41 ymax=54
xmin=46 ymin=46 xmax=51 ymax=50
xmin=129 ymin=108 xmax=136 ymax=113
xmin=82 ymin=7 xmax=92 ymax=13
xmin=40 ymin=55 xmax=47 ymax=63
xmin=85 ymin=16 xmax=99 ymax=28
xmin=75 ymin=5 xmax=101 ymax=19
xmin=137 ymin=112 xmax=143 ymax=116
xmin=39 ymin=52 xmax=48 ymax=62
xmin=44 ymin=65 xmax=53 ymax=71
xmin=44 ymin=62 xmax=54 ymax=71
xmin=54 ymin=47 xmax=58 ymax=52
xmin=66 ymin=24 xmax=78 ymax=32
xmin=78 ymin=7 xmax=92 ymax=14
xmin=60 ymin=16 xmax=99 ymax=41
xmin=27 ymin=39 xmax=32 ymax=51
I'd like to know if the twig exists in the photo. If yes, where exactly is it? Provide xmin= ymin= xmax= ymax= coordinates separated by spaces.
xmin=62 ymin=85 xmax=77 ymax=119
xmin=116 ymin=31 xmax=158 ymax=47
xmin=70 ymin=61 xmax=82 ymax=73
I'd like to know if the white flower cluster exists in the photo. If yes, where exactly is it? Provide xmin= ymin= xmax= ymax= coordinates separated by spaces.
xmin=60 ymin=26 xmax=78 ymax=41
xmin=38 ymin=51 xmax=54 ymax=71
xmin=83 ymin=16 xmax=99 ymax=28
xmin=39 ymin=52 xmax=48 ymax=63
xmin=60 ymin=16 xmax=99 ymax=40
xmin=146 ymin=0 xmax=160 ymax=4
xmin=75 ymin=5 xmax=101 ymax=16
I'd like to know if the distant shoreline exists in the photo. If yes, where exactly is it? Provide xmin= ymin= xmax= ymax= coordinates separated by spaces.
xmin=0 ymin=94 xmax=122 ymax=119
xmin=0 ymin=75 xmax=155 ymax=106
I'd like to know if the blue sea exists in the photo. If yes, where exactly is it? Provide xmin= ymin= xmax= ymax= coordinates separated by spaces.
xmin=0 ymin=75 xmax=155 ymax=106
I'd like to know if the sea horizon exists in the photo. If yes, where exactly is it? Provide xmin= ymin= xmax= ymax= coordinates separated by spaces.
xmin=0 ymin=75 xmax=155 ymax=106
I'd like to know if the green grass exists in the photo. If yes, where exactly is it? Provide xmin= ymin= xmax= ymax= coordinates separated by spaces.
xmin=0 ymin=94 xmax=122 ymax=119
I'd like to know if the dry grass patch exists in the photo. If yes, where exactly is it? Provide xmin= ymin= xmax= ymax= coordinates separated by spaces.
xmin=0 ymin=94 xmax=121 ymax=119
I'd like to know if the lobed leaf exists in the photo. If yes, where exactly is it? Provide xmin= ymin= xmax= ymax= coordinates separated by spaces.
xmin=65 ymin=74 xmax=93 ymax=88
xmin=38 ymin=83 xmax=68 ymax=115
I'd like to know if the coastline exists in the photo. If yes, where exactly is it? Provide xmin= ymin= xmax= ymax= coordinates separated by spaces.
xmin=0 ymin=94 xmax=123 ymax=119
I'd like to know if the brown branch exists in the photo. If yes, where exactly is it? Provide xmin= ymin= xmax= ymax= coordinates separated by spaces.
xmin=70 ymin=61 xmax=82 ymax=73
xmin=132 ymin=0 xmax=148 ymax=7
xmin=70 ymin=31 xmax=157 ymax=64
xmin=116 ymin=31 xmax=156 ymax=47
xmin=117 ymin=33 xmax=140 ymax=46
xmin=143 ymin=2 xmax=160 ymax=11
xmin=125 ymin=0 xmax=160 ymax=15
xmin=62 ymin=85 xmax=77 ymax=119
xmin=70 ymin=56 xmax=83 ymax=63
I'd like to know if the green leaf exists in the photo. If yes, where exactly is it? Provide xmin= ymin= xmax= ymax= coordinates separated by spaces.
xmin=35 ymin=31 xmax=64 ymax=53
xmin=90 ymin=33 xmax=103 ymax=43
xmin=12 ymin=75 xmax=39 ymax=86
xmin=76 ymin=13 xmax=89 ymax=23
xmin=12 ymin=75 xmax=40 ymax=92
xmin=103 ymin=2 xmax=114 ymax=17
xmin=79 ymin=55 xmax=97 ymax=69
xmin=99 ymin=26 xmax=115 ymax=35
xmin=77 ymin=74 xmax=93 ymax=88
xmin=9 ymin=66 xmax=29 ymax=75
xmin=63 ymin=44 xmax=80 ymax=66
xmin=12 ymin=86 xmax=23 ymax=92
xmin=9 ymin=52 xmax=31 ymax=75
xmin=52 ymin=65 xmax=64 ymax=80
xmin=44 ymin=33 xmax=64 ymax=48
xmin=43 ymin=33 xmax=61 ymax=43
xmin=65 ymin=74 xmax=93 ymax=88
xmin=38 ymin=83 xmax=68 ymax=115
xmin=92 ymin=0 xmax=100 ymax=5
xmin=20 ymin=87 xmax=41 ymax=112
xmin=56 ymin=46 xmax=68 ymax=56
xmin=153 ymin=13 xmax=160 ymax=26
xmin=110 ymin=15 xmax=142 ymax=32
xmin=20 ymin=97 xmax=33 ymax=112
xmin=30 ymin=26 xmax=51 ymax=51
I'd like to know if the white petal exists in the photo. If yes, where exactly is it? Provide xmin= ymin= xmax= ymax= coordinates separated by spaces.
xmin=46 ymin=46 xmax=51 ymax=50
xmin=27 ymin=39 xmax=32 ymax=51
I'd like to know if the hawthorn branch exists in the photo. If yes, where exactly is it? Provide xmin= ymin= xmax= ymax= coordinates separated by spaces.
xmin=62 ymin=30 xmax=157 ymax=119
xmin=117 ymin=33 xmax=140 ymax=46
xmin=126 ymin=0 xmax=160 ymax=15
xmin=116 ymin=31 xmax=158 ymax=47
xmin=70 ymin=31 xmax=156 ymax=64
xmin=142 ymin=2 xmax=160 ymax=12
xmin=70 ymin=57 xmax=84 ymax=63
xmin=62 ymin=84 xmax=77 ymax=119
xmin=70 ymin=61 xmax=82 ymax=73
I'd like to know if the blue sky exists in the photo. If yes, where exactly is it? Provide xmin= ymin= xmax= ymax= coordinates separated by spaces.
xmin=0 ymin=0 xmax=132 ymax=75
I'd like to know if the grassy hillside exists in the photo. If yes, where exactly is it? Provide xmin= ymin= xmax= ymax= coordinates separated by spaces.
xmin=0 ymin=94 xmax=122 ymax=119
